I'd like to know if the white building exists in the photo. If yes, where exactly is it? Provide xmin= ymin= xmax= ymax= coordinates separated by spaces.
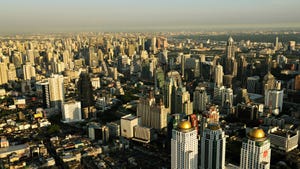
xmin=269 ymin=128 xmax=298 ymax=152
xmin=62 ymin=101 xmax=82 ymax=123
xmin=22 ymin=62 xmax=36 ymax=81
xmin=120 ymin=114 xmax=140 ymax=139
xmin=49 ymin=74 xmax=65 ymax=109
xmin=171 ymin=120 xmax=198 ymax=169
xmin=214 ymin=64 xmax=224 ymax=87
xmin=240 ymin=128 xmax=271 ymax=169
xmin=265 ymin=89 xmax=284 ymax=114
xmin=200 ymin=124 xmax=226 ymax=169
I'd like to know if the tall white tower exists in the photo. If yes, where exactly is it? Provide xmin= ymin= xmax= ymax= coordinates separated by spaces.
xmin=49 ymin=74 xmax=65 ymax=109
xmin=200 ymin=124 xmax=226 ymax=169
xmin=214 ymin=64 xmax=224 ymax=87
xmin=171 ymin=120 xmax=198 ymax=169
xmin=240 ymin=127 xmax=271 ymax=169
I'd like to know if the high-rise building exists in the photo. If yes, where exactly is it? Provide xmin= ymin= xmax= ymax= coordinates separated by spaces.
xmin=36 ymin=80 xmax=50 ymax=108
xmin=22 ymin=62 xmax=36 ymax=81
xmin=120 ymin=114 xmax=140 ymax=139
xmin=247 ymin=76 xmax=260 ymax=93
xmin=0 ymin=62 xmax=8 ymax=85
xmin=265 ymin=89 xmax=284 ymax=114
xmin=175 ymin=86 xmax=193 ymax=115
xmin=274 ymin=37 xmax=279 ymax=51
xmin=263 ymin=72 xmax=276 ymax=95
xmin=77 ymin=71 xmax=94 ymax=118
xmin=200 ymin=124 xmax=226 ymax=169
xmin=62 ymin=100 xmax=82 ymax=123
xmin=49 ymin=74 xmax=65 ymax=109
xmin=137 ymin=94 xmax=169 ymax=130
xmin=193 ymin=86 xmax=208 ymax=113
xmin=214 ymin=64 xmax=224 ymax=87
xmin=222 ymin=88 xmax=233 ymax=108
xmin=226 ymin=36 xmax=235 ymax=59
xmin=171 ymin=120 xmax=198 ymax=169
xmin=240 ymin=128 xmax=271 ymax=169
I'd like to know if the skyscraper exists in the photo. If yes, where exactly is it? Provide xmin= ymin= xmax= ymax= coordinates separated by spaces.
xmin=0 ymin=62 xmax=8 ymax=85
xmin=193 ymin=86 xmax=208 ymax=113
xmin=214 ymin=64 xmax=224 ymax=87
xmin=137 ymin=93 xmax=169 ymax=130
xmin=36 ymin=80 xmax=51 ymax=108
xmin=22 ymin=62 xmax=36 ymax=81
xmin=265 ymin=89 xmax=284 ymax=114
xmin=200 ymin=124 xmax=226 ymax=169
xmin=240 ymin=128 xmax=271 ymax=169
xmin=171 ymin=120 xmax=198 ymax=169
xmin=175 ymin=86 xmax=193 ymax=115
xmin=77 ymin=71 xmax=94 ymax=118
xmin=49 ymin=74 xmax=65 ymax=109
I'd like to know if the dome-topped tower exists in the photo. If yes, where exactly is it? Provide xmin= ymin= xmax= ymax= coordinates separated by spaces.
xmin=248 ymin=127 xmax=266 ymax=141
xmin=178 ymin=120 xmax=192 ymax=130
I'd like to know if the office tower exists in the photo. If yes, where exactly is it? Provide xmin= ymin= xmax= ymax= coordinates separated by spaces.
xmin=275 ymin=37 xmax=279 ymax=50
xmin=163 ymin=71 xmax=182 ymax=113
xmin=120 ymin=114 xmax=140 ymax=139
xmin=62 ymin=100 xmax=82 ymax=123
xmin=12 ymin=51 xmax=22 ymax=68
xmin=137 ymin=94 xmax=169 ymax=130
xmin=181 ymin=54 xmax=185 ymax=79
xmin=240 ymin=128 xmax=271 ymax=169
xmin=237 ymin=56 xmax=248 ymax=83
xmin=263 ymin=72 xmax=276 ymax=95
xmin=226 ymin=36 xmax=235 ymax=59
xmin=77 ymin=71 xmax=94 ymax=118
xmin=288 ymin=41 xmax=296 ymax=52
xmin=36 ymin=81 xmax=50 ymax=108
xmin=247 ymin=76 xmax=260 ymax=93
xmin=193 ymin=86 xmax=208 ymax=113
xmin=171 ymin=120 xmax=198 ymax=169
xmin=265 ymin=89 xmax=284 ymax=114
xmin=200 ymin=124 xmax=226 ymax=169
xmin=194 ymin=59 xmax=200 ymax=79
xmin=214 ymin=64 xmax=223 ymax=87
xmin=62 ymin=50 xmax=71 ymax=69
xmin=22 ymin=62 xmax=36 ymax=81
xmin=49 ymin=74 xmax=65 ymax=109
xmin=175 ymin=86 xmax=193 ymax=115
xmin=222 ymin=88 xmax=233 ymax=108
xmin=7 ymin=63 xmax=17 ymax=81
xmin=222 ymin=37 xmax=237 ymax=76
xmin=213 ymin=85 xmax=226 ymax=103
xmin=106 ymin=122 xmax=120 ymax=138
xmin=26 ymin=49 xmax=35 ymax=65
xmin=0 ymin=62 xmax=8 ymax=85
xmin=151 ymin=37 xmax=157 ymax=54
xmin=236 ymin=103 xmax=259 ymax=122
xmin=88 ymin=123 xmax=109 ymax=144
xmin=88 ymin=46 xmax=99 ymax=67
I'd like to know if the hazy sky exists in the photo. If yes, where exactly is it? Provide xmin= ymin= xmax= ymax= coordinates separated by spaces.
xmin=1 ymin=0 xmax=300 ymax=33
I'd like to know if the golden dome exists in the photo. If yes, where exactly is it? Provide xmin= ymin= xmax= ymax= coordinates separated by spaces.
xmin=249 ymin=128 xmax=265 ymax=139
xmin=178 ymin=120 xmax=192 ymax=130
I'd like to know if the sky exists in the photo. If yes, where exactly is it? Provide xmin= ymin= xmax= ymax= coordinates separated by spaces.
xmin=1 ymin=0 xmax=300 ymax=33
